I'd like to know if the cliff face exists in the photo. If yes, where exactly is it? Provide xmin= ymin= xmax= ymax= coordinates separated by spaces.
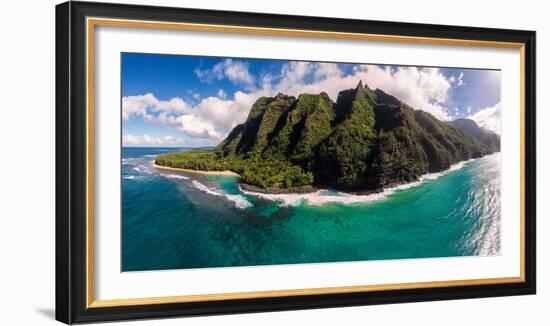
xmin=214 ymin=81 xmax=498 ymax=192
xmin=449 ymin=118 xmax=500 ymax=152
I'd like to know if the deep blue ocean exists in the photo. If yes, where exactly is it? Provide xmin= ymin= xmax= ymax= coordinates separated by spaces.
xmin=122 ymin=147 xmax=501 ymax=272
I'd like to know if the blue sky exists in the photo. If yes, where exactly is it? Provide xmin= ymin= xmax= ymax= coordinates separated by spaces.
xmin=122 ymin=53 xmax=501 ymax=147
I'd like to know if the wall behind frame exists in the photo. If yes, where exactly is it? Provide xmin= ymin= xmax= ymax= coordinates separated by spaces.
xmin=0 ymin=0 xmax=546 ymax=325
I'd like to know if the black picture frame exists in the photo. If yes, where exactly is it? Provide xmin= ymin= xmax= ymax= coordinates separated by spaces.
xmin=56 ymin=1 xmax=536 ymax=324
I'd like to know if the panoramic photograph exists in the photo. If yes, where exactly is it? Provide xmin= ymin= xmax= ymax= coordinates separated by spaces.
xmin=121 ymin=53 xmax=502 ymax=272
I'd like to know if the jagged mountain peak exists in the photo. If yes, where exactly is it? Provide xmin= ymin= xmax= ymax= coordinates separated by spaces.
xmin=373 ymin=88 xmax=401 ymax=106
xmin=272 ymin=92 xmax=293 ymax=101
xmin=215 ymin=84 xmax=498 ymax=191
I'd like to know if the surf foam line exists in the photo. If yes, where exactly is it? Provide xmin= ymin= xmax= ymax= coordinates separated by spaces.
xmin=224 ymin=194 xmax=254 ymax=209
xmin=190 ymin=180 xmax=253 ymax=209
xmin=122 ymin=157 xmax=143 ymax=165
xmin=241 ymin=158 xmax=478 ymax=206
xmin=162 ymin=174 xmax=190 ymax=180
xmin=191 ymin=180 xmax=221 ymax=196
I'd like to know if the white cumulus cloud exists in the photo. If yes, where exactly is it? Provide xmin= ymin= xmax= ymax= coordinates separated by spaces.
xmin=122 ymin=90 xmax=262 ymax=142
xmin=217 ymin=89 xmax=227 ymax=99
xmin=468 ymin=102 xmax=501 ymax=134
xmin=194 ymin=59 xmax=255 ymax=89
xmin=122 ymin=93 xmax=191 ymax=120
xmin=122 ymin=134 xmax=185 ymax=146
xmin=450 ymin=72 xmax=466 ymax=87
xmin=355 ymin=65 xmax=453 ymax=120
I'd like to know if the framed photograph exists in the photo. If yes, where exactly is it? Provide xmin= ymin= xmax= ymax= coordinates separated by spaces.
xmin=56 ymin=1 xmax=536 ymax=324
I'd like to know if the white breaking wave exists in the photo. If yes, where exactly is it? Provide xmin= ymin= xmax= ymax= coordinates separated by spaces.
xmin=140 ymin=165 xmax=153 ymax=174
xmin=122 ymin=157 xmax=141 ymax=165
xmin=123 ymin=175 xmax=135 ymax=180
xmin=130 ymin=164 xmax=153 ymax=175
xmin=191 ymin=180 xmax=253 ymax=209
xmin=240 ymin=188 xmax=387 ymax=206
xmin=191 ymin=180 xmax=222 ymax=196
xmin=241 ymin=158 xmax=477 ymax=206
xmin=162 ymin=174 xmax=189 ymax=180
xmin=224 ymin=194 xmax=253 ymax=209
xmin=418 ymin=158 xmax=475 ymax=182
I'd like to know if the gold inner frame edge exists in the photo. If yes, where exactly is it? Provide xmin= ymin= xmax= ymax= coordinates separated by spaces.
xmin=85 ymin=17 xmax=527 ymax=309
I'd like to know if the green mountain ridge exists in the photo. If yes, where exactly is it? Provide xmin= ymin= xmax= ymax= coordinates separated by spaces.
xmin=449 ymin=118 xmax=500 ymax=152
xmin=156 ymin=81 xmax=499 ymax=193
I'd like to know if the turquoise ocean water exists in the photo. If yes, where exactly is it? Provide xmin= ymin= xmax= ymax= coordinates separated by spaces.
xmin=122 ymin=147 xmax=501 ymax=272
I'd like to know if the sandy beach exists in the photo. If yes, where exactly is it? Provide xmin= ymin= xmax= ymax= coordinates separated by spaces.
xmin=153 ymin=163 xmax=241 ymax=177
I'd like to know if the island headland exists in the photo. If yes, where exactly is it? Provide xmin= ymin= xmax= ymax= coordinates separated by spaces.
xmin=155 ymin=81 xmax=500 ymax=194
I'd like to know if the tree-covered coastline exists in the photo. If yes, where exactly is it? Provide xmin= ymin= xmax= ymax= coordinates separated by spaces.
xmin=155 ymin=82 xmax=499 ymax=194
xmin=155 ymin=150 xmax=315 ymax=192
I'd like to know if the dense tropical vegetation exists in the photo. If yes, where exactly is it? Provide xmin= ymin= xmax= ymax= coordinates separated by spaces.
xmin=155 ymin=150 xmax=313 ymax=190
xmin=155 ymin=81 xmax=500 ymax=193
